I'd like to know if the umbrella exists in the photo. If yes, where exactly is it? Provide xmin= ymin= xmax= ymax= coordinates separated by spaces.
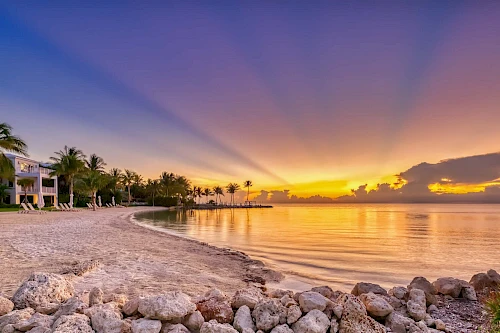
xmin=38 ymin=194 xmax=45 ymax=210
xmin=98 ymin=196 xmax=102 ymax=207
xmin=112 ymin=196 xmax=115 ymax=206
xmin=69 ymin=193 xmax=74 ymax=208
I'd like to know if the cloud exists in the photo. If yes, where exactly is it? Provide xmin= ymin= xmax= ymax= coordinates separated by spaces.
xmin=245 ymin=189 xmax=334 ymax=204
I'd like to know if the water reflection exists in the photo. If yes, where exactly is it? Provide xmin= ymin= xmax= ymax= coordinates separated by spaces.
xmin=135 ymin=204 xmax=500 ymax=291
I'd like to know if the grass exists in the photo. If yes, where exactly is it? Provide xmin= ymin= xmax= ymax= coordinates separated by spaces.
xmin=486 ymin=291 xmax=500 ymax=332
xmin=0 ymin=207 xmax=20 ymax=212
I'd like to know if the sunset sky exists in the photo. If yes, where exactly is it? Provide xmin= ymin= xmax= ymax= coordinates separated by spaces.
xmin=2 ymin=1 xmax=500 ymax=199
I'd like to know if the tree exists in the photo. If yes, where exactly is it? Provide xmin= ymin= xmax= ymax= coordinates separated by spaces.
xmin=193 ymin=186 xmax=202 ymax=204
xmin=76 ymin=171 xmax=108 ymax=211
xmin=0 ymin=183 xmax=9 ymax=204
xmin=50 ymin=146 xmax=86 ymax=206
xmin=0 ymin=123 xmax=28 ymax=179
xmin=86 ymin=154 xmax=106 ymax=172
xmin=108 ymin=168 xmax=122 ymax=196
xmin=121 ymin=169 xmax=136 ymax=206
xmin=17 ymin=178 xmax=34 ymax=204
xmin=202 ymin=187 xmax=213 ymax=203
xmin=213 ymin=186 xmax=224 ymax=205
xmin=226 ymin=183 xmax=240 ymax=206
xmin=160 ymin=172 xmax=176 ymax=197
xmin=243 ymin=180 xmax=253 ymax=202
xmin=146 ymin=179 xmax=161 ymax=206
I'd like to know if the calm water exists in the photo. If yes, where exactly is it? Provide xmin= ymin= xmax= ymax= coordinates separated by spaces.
xmin=134 ymin=204 xmax=500 ymax=291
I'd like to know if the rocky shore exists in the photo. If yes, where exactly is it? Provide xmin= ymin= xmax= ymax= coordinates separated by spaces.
xmin=1 ymin=268 xmax=498 ymax=333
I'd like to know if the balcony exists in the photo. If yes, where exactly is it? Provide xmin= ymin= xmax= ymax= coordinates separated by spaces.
xmin=42 ymin=186 xmax=57 ymax=194
xmin=15 ymin=166 xmax=54 ymax=177
xmin=19 ymin=186 xmax=38 ymax=194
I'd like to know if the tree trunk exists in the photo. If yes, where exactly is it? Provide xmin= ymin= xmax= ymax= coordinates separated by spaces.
xmin=92 ymin=192 xmax=96 ymax=211
xmin=152 ymin=192 xmax=155 ymax=207
xmin=128 ymin=186 xmax=131 ymax=206
xmin=247 ymin=187 xmax=249 ymax=202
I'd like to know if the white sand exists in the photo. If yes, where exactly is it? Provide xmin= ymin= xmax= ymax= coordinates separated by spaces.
xmin=0 ymin=207 xmax=279 ymax=298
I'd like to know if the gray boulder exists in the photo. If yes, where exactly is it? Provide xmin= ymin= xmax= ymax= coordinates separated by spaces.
xmin=432 ymin=278 xmax=462 ymax=298
xmin=200 ymin=320 xmax=238 ymax=333
xmin=232 ymin=289 xmax=264 ymax=310
xmin=359 ymin=292 xmax=393 ymax=318
xmin=351 ymin=283 xmax=387 ymax=296
xmin=138 ymin=292 xmax=196 ymax=321
xmin=52 ymin=314 xmax=93 ymax=333
xmin=406 ymin=289 xmax=426 ymax=321
xmin=0 ymin=308 xmax=34 ymax=331
xmin=252 ymin=299 xmax=286 ymax=332
xmin=298 ymin=291 xmax=331 ymax=313
xmin=233 ymin=305 xmax=255 ymax=332
xmin=291 ymin=309 xmax=330 ymax=333
xmin=131 ymin=318 xmax=161 ymax=333
xmin=0 ymin=297 xmax=14 ymax=316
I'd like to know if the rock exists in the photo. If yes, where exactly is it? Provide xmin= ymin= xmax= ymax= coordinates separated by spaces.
xmin=160 ymin=323 xmax=190 ymax=333
xmin=408 ymin=277 xmax=437 ymax=306
xmin=13 ymin=313 xmax=53 ymax=331
xmin=331 ymin=319 xmax=339 ymax=333
xmin=269 ymin=324 xmax=293 ymax=333
xmin=384 ymin=312 xmax=413 ymax=333
xmin=427 ymin=304 xmax=438 ymax=313
xmin=407 ymin=289 xmax=426 ymax=321
xmin=241 ymin=329 xmax=254 ymax=333
xmin=123 ymin=298 xmax=141 ymax=316
xmin=252 ymin=299 xmax=287 ymax=332
xmin=24 ymin=327 xmax=50 ymax=333
xmin=434 ymin=319 xmax=446 ymax=331
xmin=0 ymin=308 xmax=34 ymax=331
xmin=351 ymin=283 xmax=387 ymax=296
xmin=131 ymin=319 xmax=161 ymax=333
xmin=182 ymin=310 xmax=204 ymax=332
xmin=89 ymin=303 xmax=124 ymax=333
xmin=358 ymin=292 xmax=393 ymax=318
xmin=488 ymin=269 xmax=500 ymax=283
xmin=298 ymin=292 xmax=331 ymax=313
xmin=196 ymin=289 xmax=234 ymax=324
xmin=52 ymin=314 xmax=93 ymax=333
xmin=0 ymin=297 xmax=14 ymax=316
xmin=310 ymin=287 xmax=335 ymax=300
xmin=89 ymin=287 xmax=104 ymax=307
xmin=233 ymin=305 xmax=255 ymax=332
xmin=138 ymin=292 xmax=196 ymax=321
xmin=291 ymin=309 xmax=330 ymax=333
xmin=279 ymin=296 xmax=296 ymax=308
xmin=232 ymin=289 xmax=264 ymax=310
xmin=433 ymin=278 xmax=462 ymax=298
xmin=104 ymin=294 xmax=128 ymax=308
xmin=53 ymin=297 xmax=88 ymax=320
xmin=267 ymin=290 xmax=293 ymax=299
xmin=286 ymin=305 xmax=301 ymax=325
xmin=12 ymin=273 xmax=74 ymax=311
xmin=459 ymin=283 xmax=477 ymax=301
xmin=388 ymin=287 xmax=407 ymax=300
xmin=200 ymin=320 xmax=238 ymax=333
xmin=337 ymin=294 xmax=385 ymax=333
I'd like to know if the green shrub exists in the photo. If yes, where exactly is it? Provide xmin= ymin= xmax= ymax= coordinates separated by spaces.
xmin=0 ymin=203 xmax=20 ymax=208
xmin=147 ymin=195 xmax=178 ymax=207
xmin=486 ymin=291 xmax=500 ymax=332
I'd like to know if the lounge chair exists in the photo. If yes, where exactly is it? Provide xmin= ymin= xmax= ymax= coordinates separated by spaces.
xmin=26 ymin=202 xmax=46 ymax=214
xmin=61 ymin=203 xmax=79 ymax=212
xmin=18 ymin=203 xmax=30 ymax=214
xmin=86 ymin=203 xmax=93 ymax=209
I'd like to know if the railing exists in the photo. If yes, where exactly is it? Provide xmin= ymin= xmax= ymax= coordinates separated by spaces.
xmin=20 ymin=186 xmax=38 ymax=193
xmin=15 ymin=166 xmax=53 ymax=176
xmin=42 ymin=186 xmax=56 ymax=194
xmin=40 ymin=167 xmax=52 ymax=175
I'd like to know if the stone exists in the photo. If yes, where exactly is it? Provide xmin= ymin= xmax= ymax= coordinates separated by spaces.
xmin=286 ymin=305 xmax=301 ymax=325
xmin=13 ymin=313 xmax=53 ymax=331
xmin=200 ymin=320 xmax=238 ymax=333
xmin=434 ymin=319 xmax=446 ymax=331
xmin=53 ymin=297 xmax=88 ymax=320
xmin=358 ymin=292 xmax=393 ymax=318
xmin=0 ymin=297 xmax=14 ymax=316
xmin=160 ymin=323 xmax=190 ymax=333
xmin=252 ymin=299 xmax=287 ymax=332
xmin=196 ymin=289 xmax=234 ymax=324
xmin=298 ymin=291 xmax=331 ymax=313
xmin=123 ymin=298 xmax=141 ymax=316
xmin=408 ymin=277 xmax=437 ymax=306
xmin=337 ymin=294 xmax=385 ymax=333
xmin=24 ymin=327 xmax=50 ymax=333
xmin=269 ymin=324 xmax=293 ymax=333
xmin=131 ymin=319 xmax=162 ymax=333
xmin=407 ymin=289 xmax=426 ymax=321
xmin=12 ymin=273 xmax=74 ymax=311
xmin=488 ymin=269 xmax=500 ymax=283
xmin=89 ymin=287 xmax=104 ymax=307
xmin=89 ymin=303 xmax=124 ymax=333
xmin=384 ymin=312 xmax=413 ymax=333
xmin=182 ymin=310 xmax=204 ymax=332
xmin=310 ymin=287 xmax=335 ymax=300
xmin=351 ymin=283 xmax=387 ymax=296
xmin=291 ymin=309 xmax=330 ymax=333
xmin=138 ymin=292 xmax=196 ymax=321
xmin=267 ymin=290 xmax=293 ymax=299
xmin=232 ymin=289 xmax=264 ymax=310
xmin=330 ymin=319 xmax=339 ymax=333
xmin=279 ymin=296 xmax=296 ymax=308
xmin=104 ymin=294 xmax=128 ymax=308
xmin=433 ymin=278 xmax=462 ymax=298
xmin=460 ymin=283 xmax=477 ymax=301
xmin=427 ymin=304 xmax=438 ymax=313
xmin=52 ymin=314 xmax=93 ymax=333
xmin=233 ymin=305 xmax=255 ymax=332
xmin=242 ymin=329 xmax=254 ymax=333
xmin=0 ymin=308 xmax=34 ymax=331
xmin=388 ymin=287 xmax=407 ymax=300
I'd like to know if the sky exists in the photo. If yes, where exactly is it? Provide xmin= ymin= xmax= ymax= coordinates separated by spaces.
xmin=1 ymin=1 xmax=500 ymax=201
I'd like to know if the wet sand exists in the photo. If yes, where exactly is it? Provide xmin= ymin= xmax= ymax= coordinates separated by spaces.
xmin=0 ymin=207 xmax=280 ymax=298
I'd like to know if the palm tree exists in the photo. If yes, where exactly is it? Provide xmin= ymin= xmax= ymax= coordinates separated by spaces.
xmin=160 ymin=172 xmax=176 ymax=197
xmin=172 ymin=175 xmax=191 ymax=198
xmin=121 ymin=169 xmax=136 ymax=206
xmin=86 ymin=154 xmax=106 ymax=172
xmin=76 ymin=171 xmax=108 ymax=211
xmin=213 ymin=186 xmax=224 ymax=205
xmin=193 ymin=186 xmax=202 ymax=205
xmin=243 ymin=180 xmax=253 ymax=202
xmin=0 ymin=123 xmax=28 ymax=179
xmin=0 ymin=183 xmax=8 ymax=204
xmin=50 ymin=146 xmax=86 ymax=206
xmin=146 ymin=179 xmax=161 ymax=206
xmin=202 ymin=187 xmax=213 ymax=204
xmin=17 ymin=178 xmax=34 ymax=204
xmin=226 ymin=183 xmax=240 ymax=206
xmin=108 ymin=168 xmax=122 ymax=196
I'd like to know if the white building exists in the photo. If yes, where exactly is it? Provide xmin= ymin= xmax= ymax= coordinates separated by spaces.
xmin=1 ymin=154 xmax=58 ymax=205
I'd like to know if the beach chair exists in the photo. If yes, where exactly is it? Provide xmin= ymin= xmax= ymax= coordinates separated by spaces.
xmin=62 ymin=203 xmax=79 ymax=211
xmin=18 ymin=203 xmax=30 ymax=214
xmin=27 ymin=202 xmax=46 ymax=214
xmin=106 ymin=203 xmax=111 ymax=208
xmin=86 ymin=203 xmax=93 ymax=209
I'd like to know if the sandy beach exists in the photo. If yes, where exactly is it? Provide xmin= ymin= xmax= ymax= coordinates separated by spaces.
xmin=0 ymin=207 xmax=280 ymax=298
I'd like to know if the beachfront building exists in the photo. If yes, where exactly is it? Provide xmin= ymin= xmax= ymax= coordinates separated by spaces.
xmin=0 ymin=154 xmax=58 ymax=206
